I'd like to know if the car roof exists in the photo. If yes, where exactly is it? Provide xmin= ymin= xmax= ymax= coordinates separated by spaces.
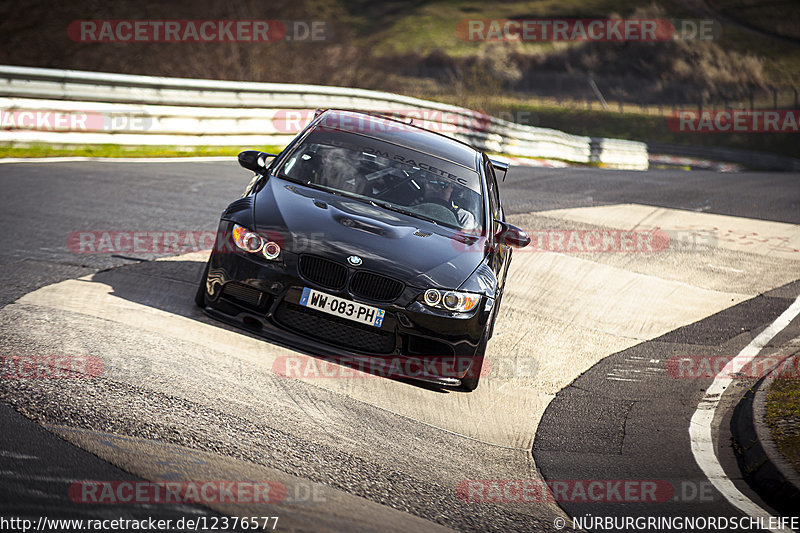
xmin=315 ymin=109 xmax=481 ymax=171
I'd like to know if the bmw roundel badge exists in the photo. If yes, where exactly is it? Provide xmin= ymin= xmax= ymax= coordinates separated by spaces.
xmin=347 ymin=255 xmax=362 ymax=266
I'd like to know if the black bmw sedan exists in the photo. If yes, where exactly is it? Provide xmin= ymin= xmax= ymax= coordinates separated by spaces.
xmin=196 ymin=109 xmax=530 ymax=390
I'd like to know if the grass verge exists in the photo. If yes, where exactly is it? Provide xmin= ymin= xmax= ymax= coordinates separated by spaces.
xmin=766 ymin=376 xmax=800 ymax=475
xmin=0 ymin=144 xmax=285 ymax=159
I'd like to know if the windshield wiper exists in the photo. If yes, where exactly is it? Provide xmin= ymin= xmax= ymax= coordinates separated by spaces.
xmin=284 ymin=178 xmax=382 ymax=208
xmin=303 ymin=181 xmax=342 ymax=195
xmin=371 ymin=201 xmax=440 ymax=226
xmin=279 ymin=175 xmax=344 ymax=196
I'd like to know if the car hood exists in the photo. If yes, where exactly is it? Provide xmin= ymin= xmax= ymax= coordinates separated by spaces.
xmin=252 ymin=177 xmax=485 ymax=289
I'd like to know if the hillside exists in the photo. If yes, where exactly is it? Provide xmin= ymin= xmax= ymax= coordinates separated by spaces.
xmin=1 ymin=0 xmax=797 ymax=157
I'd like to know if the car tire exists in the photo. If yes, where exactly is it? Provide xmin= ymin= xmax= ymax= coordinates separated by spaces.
xmin=195 ymin=259 xmax=210 ymax=308
xmin=459 ymin=332 xmax=488 ymax=392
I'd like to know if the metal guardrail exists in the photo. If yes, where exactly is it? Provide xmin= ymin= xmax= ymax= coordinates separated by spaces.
xmin=0 ymin=65 xmax=648 ymax=170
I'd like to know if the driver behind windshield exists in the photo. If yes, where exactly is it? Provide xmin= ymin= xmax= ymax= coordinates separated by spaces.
xmin=416 ymin=178 xmax=477 ymax=230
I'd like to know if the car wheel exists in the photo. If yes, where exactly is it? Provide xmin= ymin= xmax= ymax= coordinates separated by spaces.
xmin=195 ymin=259 xmax=210 ymax=308
xmin=458 ymin=331 xmax=488 ymax=392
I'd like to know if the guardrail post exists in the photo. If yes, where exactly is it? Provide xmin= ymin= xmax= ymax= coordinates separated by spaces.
xmin=589 ymin=137 xmax=601 ymax=164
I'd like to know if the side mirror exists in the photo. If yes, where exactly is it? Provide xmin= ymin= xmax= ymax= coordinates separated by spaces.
xmin=238 ymin=151 xmax=276 ymax=172
xmin=496 ymin=221 xmax=530 ymax=248
xmin=490 ymin=159 xmax=509 ymax=181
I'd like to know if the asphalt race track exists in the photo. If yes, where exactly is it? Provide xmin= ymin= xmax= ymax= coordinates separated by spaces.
xmin=0 ymin=160 xmax=798 ymax=532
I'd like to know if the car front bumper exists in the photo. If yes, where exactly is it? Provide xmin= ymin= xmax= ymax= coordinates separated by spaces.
xmin=201 ymin=235 xmax=493 ymax=382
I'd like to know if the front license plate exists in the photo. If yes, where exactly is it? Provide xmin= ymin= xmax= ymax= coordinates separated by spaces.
xmin=299 ymin=287 xmax=385 ymax=328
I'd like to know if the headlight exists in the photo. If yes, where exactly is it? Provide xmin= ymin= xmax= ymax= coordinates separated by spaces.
xmin=443 ymin=291 xmax=463 ymax=311
xmin=262 ymin=241 xmax=281 ymax=260
xmin=421 ymin=288 xmax=480 ymax=312
xmin=232 ymin=223 xmax=280 ymax=260
xmin=423 ymin=288 xmax=441 ymax=307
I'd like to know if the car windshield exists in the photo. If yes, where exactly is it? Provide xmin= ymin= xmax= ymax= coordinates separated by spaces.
xmin=278 ymin=131 xmax=483 ymax=231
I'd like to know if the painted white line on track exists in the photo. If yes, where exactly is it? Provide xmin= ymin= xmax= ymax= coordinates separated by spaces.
xmin=690 ymin=294 xmax=800 ymax=533
xmin=0 ymin=156 xmax=232 ymax=164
